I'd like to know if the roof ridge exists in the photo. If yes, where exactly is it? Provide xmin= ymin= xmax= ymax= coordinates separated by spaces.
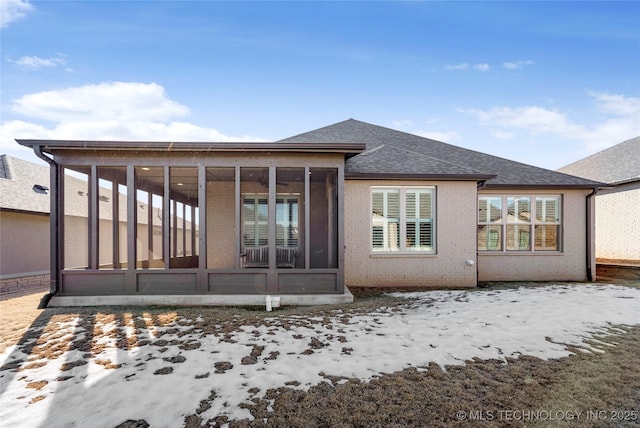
xmin=357 ymin=144 xmax=385 ymax=156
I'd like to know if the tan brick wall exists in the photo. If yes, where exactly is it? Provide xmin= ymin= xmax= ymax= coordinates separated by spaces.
xmin=0 ymin=211 xmax=49 ymax=276
xmin=595 ymin=185 xmax=640 ymax=262
xmin=206 ymin=180 xmax=236 ymax=269
xmin=344 ymin=180 xmax=478 ymax=288
xmin=478 ymin=189 xmax=590 ymax=282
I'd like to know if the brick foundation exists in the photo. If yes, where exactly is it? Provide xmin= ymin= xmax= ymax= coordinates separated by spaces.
xmin=0 ymin=274 xmax=50 ymax=295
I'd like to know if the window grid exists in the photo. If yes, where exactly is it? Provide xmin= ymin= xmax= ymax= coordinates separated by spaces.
xmin=275 ymin=195 xmax=299 ymax=248
xmin=371 ymin=187 xmax=435 ymax=254
xmin=478 ymin=195 xmax=561 ymax=252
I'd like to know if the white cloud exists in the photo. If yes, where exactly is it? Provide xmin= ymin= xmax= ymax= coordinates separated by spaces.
xmin=460 ymin=91 xmax=640 ymax=155
xmin=1 ymin=82 xmax=267 ymax=163
xmin=446 ymin=63 xmax=470 ymax=70
xmin=589 ymin=90 xmax=640 ymax=117
xmin=12 ymin=82 xmax=190 ymax=122
xmin=462 ymin=106 xmax=583 ymax=135
xmin=0 ymin=0 xmax=34 ymax=28
xmin=8 ymin=55 xmax=67 ymax=70
xmin=503 ymin=60 xmax=534 ymax=70
xmin=0 ymin=120 xmax=51 ymax=155
xmin=446 ymin=63 xmax=490 ymax=71
xmin=50 ymin=120 xmax=261 ymax=142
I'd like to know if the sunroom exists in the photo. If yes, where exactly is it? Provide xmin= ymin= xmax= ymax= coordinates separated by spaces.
xmin=18 ymin=140 xmax=364 ymax=306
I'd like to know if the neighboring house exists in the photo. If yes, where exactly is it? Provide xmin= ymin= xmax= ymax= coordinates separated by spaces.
xmin=0 ymin=155 xmax=51 ymax=293
xmin=16 ymin=119 xmax=602 ymax=307
xmin=558 ymin=137 xmax=640 ymax=275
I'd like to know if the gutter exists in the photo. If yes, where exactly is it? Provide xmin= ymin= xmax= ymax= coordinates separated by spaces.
xmin=33 ymin=145 xmax=58 ymax=309
xmin=586 ymin=187 xmax=599 ymax=282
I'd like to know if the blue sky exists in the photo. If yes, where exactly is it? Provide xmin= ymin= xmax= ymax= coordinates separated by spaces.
xmin=1 ymin=0 xmax=638 ymax=170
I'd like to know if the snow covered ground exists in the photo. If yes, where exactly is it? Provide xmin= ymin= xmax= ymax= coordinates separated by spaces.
xmin=0 ymin=284 xmax=638 ymax=427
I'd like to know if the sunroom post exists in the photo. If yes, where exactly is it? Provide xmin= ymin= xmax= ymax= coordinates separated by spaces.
xmin=234 ymin=166 xmax=240 ymax=269
xmin=182 ymin=203 xmax=187 ymax=256
xmin=197 ymin=165 xmax=207 ymax=292
xmin=197 ymin=165 xmax=206 ymax=262
xmin=52 ymin=161 xmax=61 ymax=293
xmin=172 ymin=199 xmax=178 ymax=260
xmin=327 ymin=172 xmax=334 ymax=267
xmin=337 ymin=166 xmax=345 ymax=292
xmin=89 ymin=165 xmax=98 ymax=270
xmin=147 ymin=190 xmax=153 ymax=264
xmin=268 ymin=166 xmax=277 ymax=292
xmin=126 ymin=165 xmax=136 ymax=292
xmin=112 ymin=177 xmax=120 ymax=269
xmin=189 ymin=205 xmax=195 ymax=256
xmin=163 ymin=166 xmax=170 ymax=269
xmin=304 ymin=167 xmax=310 ymax=269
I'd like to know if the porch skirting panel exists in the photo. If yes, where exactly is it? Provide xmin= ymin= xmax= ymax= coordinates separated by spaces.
xmin=138 ymin=273 xmax=198 ymax=294
xmin=208 ymin=272 xmax=268 ymax=294
xmin=47 ymin=287 xmax=354 ymax=307
xmin=62 ymin=273 xmax=126 ymax=295
xmin=278 ymin=273 xmax=337 ymax=293
xmin=58 ymin=270 xmax=342 ymax=296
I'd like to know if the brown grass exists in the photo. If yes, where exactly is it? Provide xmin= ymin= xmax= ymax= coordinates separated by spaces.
xmin=2 ymin=288 xmax=639 ymax=428
xmin=199 ymin=326 xmax=639 ymax=428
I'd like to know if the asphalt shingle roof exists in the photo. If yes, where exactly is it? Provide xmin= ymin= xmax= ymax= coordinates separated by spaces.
xmin=557 ymin=136 xmax=640 ymax=185
xmin=279 ymin=119 xmax=603 ymax=188
xmin=0 ymin=155 xmax=50 ymax=214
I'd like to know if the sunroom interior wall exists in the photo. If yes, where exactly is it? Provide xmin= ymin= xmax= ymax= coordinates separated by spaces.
xmin=206 ymin=179 xmax=236 ymax=269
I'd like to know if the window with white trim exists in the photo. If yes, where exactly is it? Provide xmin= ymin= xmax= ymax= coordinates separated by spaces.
xmin=242 ymin=194 xmax=300 ymax=249
xmin=275 ymin=195 xmax=299 ymax=248
xmin=371 ymin=187 xmax=435 ymax=253
xmin=243 ymin=195 xmax=268 ymax=247
xmin=534 ymin=196 xmax=561 ymax=251
xmin=478 ymin=195 xmax=561 ymax=252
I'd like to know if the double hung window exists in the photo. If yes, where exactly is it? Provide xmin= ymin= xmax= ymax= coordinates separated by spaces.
xmin=371 ymin=187 xmax=435 ymax=253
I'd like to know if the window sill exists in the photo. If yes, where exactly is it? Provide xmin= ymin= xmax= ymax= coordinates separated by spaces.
xmin=370 ymin=252 xmax=437 ymax=258
xmin=478 ymin=251 xmax=564 ymax=256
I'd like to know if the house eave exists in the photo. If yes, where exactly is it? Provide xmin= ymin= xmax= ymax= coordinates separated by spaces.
xmin=483 ymin=183 xmax=606 ymax=190
xmin=0 ymin=207 xmax=50 ymax=216
xmin=16 ymin=139 xmax=366 ymax=155
xmin=607 ymin=177 xmax=640 ymax=186
xmin=345 ymin=172 xmax=496 ymax=181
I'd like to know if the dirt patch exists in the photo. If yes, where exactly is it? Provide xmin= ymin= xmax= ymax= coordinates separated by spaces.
xmin=154 ymin=366 xmax=173 ymax=375
xmin=2 ymin=286 xmax=639 ymax=427
xmin=25 ymin=380 xmax=48 ymax=391
xmin=201 ymin=326 xmax=640 ymax=428
xmin=0 ymin=292 xmax=48 ymax=353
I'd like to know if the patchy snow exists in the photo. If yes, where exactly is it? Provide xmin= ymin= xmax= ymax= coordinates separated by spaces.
xmin=1 ymin=284 xmax=638 ymax=427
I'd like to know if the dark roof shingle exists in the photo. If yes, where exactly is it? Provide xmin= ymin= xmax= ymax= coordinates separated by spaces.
xmin=279 ymin=119 xmax=603 ymax=188
xmin=557 ymin=136 xmax=640 ymax=185
xmin=0 ymin=155 xmax=50 ymax=213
